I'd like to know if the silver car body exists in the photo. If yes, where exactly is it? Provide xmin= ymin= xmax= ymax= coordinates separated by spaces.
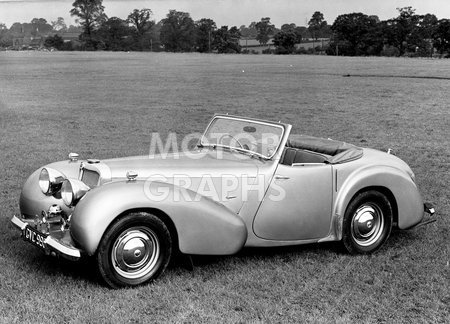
xmin=12 ymin=114 xmax=427 ymax=260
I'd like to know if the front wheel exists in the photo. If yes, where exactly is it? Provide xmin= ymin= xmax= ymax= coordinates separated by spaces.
xmin=342 ymin=190 xmax=393 ymax=254
xmin=96 ymin=212 xmax=172 ymax=288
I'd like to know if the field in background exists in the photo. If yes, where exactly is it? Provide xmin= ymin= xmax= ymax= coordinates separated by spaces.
xmin=0 ymin=52 xmax=448 ymax=323
xmin=239 ymin=39 xmax=330 ymax=53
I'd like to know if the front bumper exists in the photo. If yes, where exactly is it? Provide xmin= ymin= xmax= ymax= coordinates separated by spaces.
xmin=11 ymin=215 xmax=82 ymax=261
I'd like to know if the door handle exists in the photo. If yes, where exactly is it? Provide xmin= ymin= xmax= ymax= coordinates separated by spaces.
xmin=275 ymin=175 xmax=290 ymax=180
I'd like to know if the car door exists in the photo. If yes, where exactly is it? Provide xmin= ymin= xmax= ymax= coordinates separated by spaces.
xmin=253 ymin=163 xmax=333 ymax=241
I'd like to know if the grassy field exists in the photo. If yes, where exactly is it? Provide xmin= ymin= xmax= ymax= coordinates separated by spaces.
xmin=0 ymin=52 xmax=449 ymax=323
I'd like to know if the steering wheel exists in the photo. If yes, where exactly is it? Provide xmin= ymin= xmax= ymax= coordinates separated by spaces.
xmin=218 ymin=134 xmax=245 ymax=149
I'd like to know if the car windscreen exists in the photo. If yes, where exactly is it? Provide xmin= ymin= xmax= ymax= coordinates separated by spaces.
xmin=201 ymin=117 xmax=284 ymax=159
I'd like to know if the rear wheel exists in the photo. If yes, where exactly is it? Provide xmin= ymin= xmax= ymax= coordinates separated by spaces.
xmin=96 ymin=212 xmax=172 ymax=288
xmin=342 ymin=190 xmax=393 ymax=254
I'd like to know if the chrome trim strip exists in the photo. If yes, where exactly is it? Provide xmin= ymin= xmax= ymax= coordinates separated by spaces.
xmin=45 ymin=236 xmax=81 ymax=259
xmin=291 ymin=162 xmax=328 ymax=167
xmin=11 ymin=215 xmax=27 ymax=230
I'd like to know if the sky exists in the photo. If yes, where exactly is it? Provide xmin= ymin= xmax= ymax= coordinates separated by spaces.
xmin=1 ymin=0 xmax=450 ymax=28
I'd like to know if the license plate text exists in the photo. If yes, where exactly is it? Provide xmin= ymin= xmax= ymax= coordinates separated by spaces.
xmin=23 ymin=227 xmax=47 ymax=249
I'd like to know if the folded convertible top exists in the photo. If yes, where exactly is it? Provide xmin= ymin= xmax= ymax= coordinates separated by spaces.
xmin=286 ymin=135 xmax=363 ymax=164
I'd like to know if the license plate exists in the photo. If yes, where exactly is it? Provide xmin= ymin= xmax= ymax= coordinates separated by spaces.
xmin=23 ymin=226 xmax=48 ymax=250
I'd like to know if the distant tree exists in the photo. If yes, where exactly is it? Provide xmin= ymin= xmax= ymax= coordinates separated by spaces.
xmin=160 ymin=10 xmax=195 ymax=52
xmin=412 ymin=14 xmax=438 ymax=56
xmin=433 ymin=19 xmax=450 ymax=55
xmin=30 ymin=18 xmax=53 ymax=35
xmin=321 ymin=24 xmax=333 ymax=39
xmin=281 ymin=23 xmax=296 ymax=32
xmin=31 ymin=18 xmax=47 ymax=25
xmin=51 ymin=17 xmax=67 ymax=32
xmin=149 ymin=21 xmax=163 ymax=51
xmin=255 ymin=17 xmax=274 ymax=45
xmin=377 ymin=7 xmax=436 ymax=56
xmin=273 ymin=29 xmax=297 ymax=54
xmin=240 ymin=23 xmax=257 ymax=38
xmin=0 ymin=22 xmax=11 ymax=47
xmin=331 ymin=13 xmax=379 ymax=55
xmin=0 ymin=22 xmax=6 ymax=37
xmin=308 ymin=11 xmax=327 ymax=39
xmin=271 ymin=26 xmax=281 ymax=37
xmin=67 ymin=25 xmax=82 ymax=33
xmin=417 ymin=14 xmax=438 ymax=39
xmin=127 ymin=9 xmax=154 ymax=37
xmin=384 ymin=7 xmax=420 ymax=55
xmin=70 ymin=0 xmax=107 ymax=49
xmin=229 ymin=26 xmax=241 ymax=42
xmin=212 ymin=25 xmax=241 ymax=53
xmin=281 ymin=23 xmax=302 ymax=43
xmin=239 ymin=25 xmax=247 ymax=36
xmin=291 ymin=25 xmax=309 ymax=39
xmin=127 ymin=8 xmax=155 ymax=50
xmin=249 ymin=22 xmax=258 ymax=36
xmin=195 ymin=18 xmax=216 ymax=53
xmin=44 ymin=34 xmax=64 ymax=49
xmin=97 ymin=17 xmax=133 ymax=51
xmin=369 ymin=15 xmax=381 ymax=24
xmin=295 ymin=27 xmax=307 ymax=41
xmin=9 ymin=22 xmax=24 ymax=35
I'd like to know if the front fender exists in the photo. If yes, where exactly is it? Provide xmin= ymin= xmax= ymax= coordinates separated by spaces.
xmin=19 ymin=161 xmax=81 ymax=217
xmin=334 ymin=165 xmax=423 ymax=239
xmin=70 ymin=180 xmax=247 ymax=256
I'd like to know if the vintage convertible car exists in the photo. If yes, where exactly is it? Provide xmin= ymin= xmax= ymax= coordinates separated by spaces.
xmin=11 ymin=114 xmax=435 ymax=288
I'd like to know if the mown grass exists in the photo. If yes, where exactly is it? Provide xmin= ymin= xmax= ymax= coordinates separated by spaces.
xmin=0 ymin=52 xmax=449 ymax=323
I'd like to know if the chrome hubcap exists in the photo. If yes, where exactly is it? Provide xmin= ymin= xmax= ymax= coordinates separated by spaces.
xmin=351 ymin=203 xmax=384 ymax=246
xmin=112 ymin=227 xmax=160 ymax=279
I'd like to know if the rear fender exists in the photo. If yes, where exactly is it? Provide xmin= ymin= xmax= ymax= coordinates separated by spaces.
xmin=70 ymin=180 xmax=247 ymax=256
xmin=333 ymin=165 xmax=423 ymax=239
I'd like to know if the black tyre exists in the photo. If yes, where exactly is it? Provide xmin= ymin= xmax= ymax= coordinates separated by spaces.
xmin=96 ymin=212 xmax=172 ymax=288
xmin=342 ymin=190 xmax=393 ymax=254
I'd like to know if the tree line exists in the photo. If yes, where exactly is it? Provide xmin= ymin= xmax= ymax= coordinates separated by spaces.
xmin=65 ymin=0 xmax=319 ymax=53
xmin=1 ymin=0 xmax=450 ymax=57
xmin=330 ymin=7 xmax=450 ymax=57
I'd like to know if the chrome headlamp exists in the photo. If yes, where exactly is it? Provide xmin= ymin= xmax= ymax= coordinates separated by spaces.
xmin=39 ymin=168 xmax=66 ymax=195
xmin=61 ymin=179 xmax=90 ymax=207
